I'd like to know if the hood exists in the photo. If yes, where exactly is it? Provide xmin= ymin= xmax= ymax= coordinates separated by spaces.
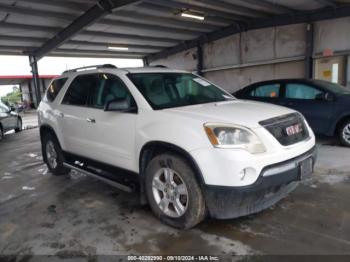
xmin=165 ymin=100 xmax=296 ymax=128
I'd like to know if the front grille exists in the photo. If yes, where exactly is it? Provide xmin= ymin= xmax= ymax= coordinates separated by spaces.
xmin=259 ymin=113 xmax=309 ymax=146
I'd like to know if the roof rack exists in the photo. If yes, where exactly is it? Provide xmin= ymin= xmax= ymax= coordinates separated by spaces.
xmin=62 ymin=64 xmax=117 ymax=74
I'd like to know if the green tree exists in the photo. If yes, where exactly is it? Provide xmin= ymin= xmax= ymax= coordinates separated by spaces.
xmin=1 ymin=88 xmax=22 ymax=105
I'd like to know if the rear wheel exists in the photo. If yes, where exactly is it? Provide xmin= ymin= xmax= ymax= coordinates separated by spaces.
xmin=15 ymin=118 xmax=22 ymax=133
xmin=145 ymin=153 xmax=206 ymax=229
xmin=339 ymin=120 xmax=350 ymax=147
xmin=42 ymin=133 xmax=70 ymax=176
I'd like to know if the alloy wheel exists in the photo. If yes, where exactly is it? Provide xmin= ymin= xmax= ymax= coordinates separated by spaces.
xmin=342 ymin=123 xmax=350 ymax=144
xmin=46 ymin=140 xmax=58 ymax=169
xmin=152 ymin=167 xmax=189 ymax=218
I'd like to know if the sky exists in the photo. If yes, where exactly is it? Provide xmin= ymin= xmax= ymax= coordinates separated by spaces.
xmin=0 ymin=55 xmax=143 ymax=98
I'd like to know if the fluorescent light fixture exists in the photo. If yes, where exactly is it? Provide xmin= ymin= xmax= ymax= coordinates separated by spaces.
xmin=181 ymin=12 xmax=205 ymax=21
xmin=108 ymin=46 xmax=129 ymax=51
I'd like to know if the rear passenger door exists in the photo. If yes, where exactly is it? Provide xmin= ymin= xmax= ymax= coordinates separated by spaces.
xmin=280 ymin=82 xmax=334 ymax=134
xmin=244 ymin=82 xmax=282 ymax=105
xmin=83 ymin=73 xmax=137 ymax=171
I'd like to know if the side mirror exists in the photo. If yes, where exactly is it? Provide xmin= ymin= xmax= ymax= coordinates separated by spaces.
xmin=325 ymin=92 xmax=335 ymax=101
xmin=104 ymin=98 xmax=137 ymax=113
xmin=316 ymin=92 xmax=334 ymax=101
xmin=9 ymin=106 xmax=15 ymax=112
xmin=315 ymin=93 xmax=325 ymax=101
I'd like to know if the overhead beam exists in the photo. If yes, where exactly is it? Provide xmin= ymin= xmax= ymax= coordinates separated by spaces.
xmin=12 ymin=0 xmax=219 ymax=33
xmin=109 ymin=11 xmax=219 ymax=32
xmin=315 ymin=0 xmax=338 ymax=8
xmin=147 ymin=5 xmax=350 ymax=62
xmin=0 ymin=35 xmax=164 ymax=53
xmin=144 ymin=0 xmax=250 ymax=22
xmin=172 ymin=0 xmax=269 ymax=18
xmin=134 ymin=2 xmax=234 ymax=27
xmin=236 ymin=0 xmax=295 ymax=14
xmin=1 ymin=2 xmax=201 ymax=41
xmin=1 ymin=22 xmax=179 ymax=47
xmin=32 ymin=0 xmax=141 ymax=59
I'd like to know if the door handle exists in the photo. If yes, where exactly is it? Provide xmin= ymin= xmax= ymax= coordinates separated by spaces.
xmin=86 ymin=118 xmax=96 ymax=123
xmin=58 ymin=112 xmax=64 ymax=118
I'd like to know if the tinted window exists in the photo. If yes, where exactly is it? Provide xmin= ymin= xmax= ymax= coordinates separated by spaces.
xmin=128 ymin=73 xmax=233 ymax=110
xmin=46 ymin=78 xmax=67 ymax=102
xmin=88 ymin=74 xmax=135 ymax=109
xmin=250 ymin=84 xmax=280 ymax=98
xmin=62 ymin=75 xmax=98 ymax=106
xmin=285 ymin=83 xmax=323 ymax=100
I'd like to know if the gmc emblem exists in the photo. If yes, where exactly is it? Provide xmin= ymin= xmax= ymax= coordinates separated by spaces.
xmin=286 ymin=123 xmax=303 ymax=136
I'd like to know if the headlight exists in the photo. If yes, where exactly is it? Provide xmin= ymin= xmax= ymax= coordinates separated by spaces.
xmin=204 ymin=123 xmax=266 ymax=154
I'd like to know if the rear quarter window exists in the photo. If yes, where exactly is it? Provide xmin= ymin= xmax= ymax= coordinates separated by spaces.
xmin=46 ymin=78 xmax=68 ymax=102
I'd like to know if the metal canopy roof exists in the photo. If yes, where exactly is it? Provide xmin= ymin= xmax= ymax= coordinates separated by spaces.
xmin=0 ymin=0 xmax=350 ymax=62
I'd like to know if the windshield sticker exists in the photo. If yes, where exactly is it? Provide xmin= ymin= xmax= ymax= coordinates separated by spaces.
xmin=193 ymin=78 xmax=211 ymax=87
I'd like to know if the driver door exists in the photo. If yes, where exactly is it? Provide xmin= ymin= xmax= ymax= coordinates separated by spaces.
xmin=83 ymin=73 xmax=137 ymax=171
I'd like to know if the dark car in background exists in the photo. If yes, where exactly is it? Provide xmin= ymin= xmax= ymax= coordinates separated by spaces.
xmin=234 ymin=79 xmax=350 ymax=147
xmin=0 ymin=102 xmax=22 ymax=141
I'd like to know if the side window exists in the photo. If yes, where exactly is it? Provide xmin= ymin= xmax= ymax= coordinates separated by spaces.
xmin=88 ymin=74 xmax=135 ymax=109
xmin=250 ymin=84 xmax=280 ymax=98
xmin=285 ymin=83 xmax=323 ymax=100
xmin=46 ymin=78 xmax=67 ymax=102
xmin=62 ymin=75 xmax=98 ymax=106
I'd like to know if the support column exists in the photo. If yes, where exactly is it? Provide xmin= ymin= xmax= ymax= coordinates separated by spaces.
xmin=29 ymin=56 xmax=41 ymax=107
xmin=305 ymin=23 xmax=314 ymax=79
xmin=143 ymin=57 xmax=149 ymax=67
xmin=197 ymin=43 xmax=203 ymax=76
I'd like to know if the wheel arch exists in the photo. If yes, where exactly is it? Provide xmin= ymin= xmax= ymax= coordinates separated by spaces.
xmin=335 ymin=114 xmax=350 ymax=134
xmin=139 ymin=141 xmax=205 ymax=186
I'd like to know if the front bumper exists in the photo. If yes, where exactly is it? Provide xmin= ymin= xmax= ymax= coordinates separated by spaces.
xmin=203 ymin=146 xmax=317 ymax=219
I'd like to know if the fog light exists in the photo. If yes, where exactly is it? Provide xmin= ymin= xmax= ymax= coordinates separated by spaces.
xmin=239 ymin=169 xmax=247 ymax=180
xmin=239 ymin=168 xmax=256 ymax=181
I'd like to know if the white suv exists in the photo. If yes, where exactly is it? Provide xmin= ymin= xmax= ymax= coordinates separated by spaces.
xmin=38 ymin=64 xmax=316 ymax=228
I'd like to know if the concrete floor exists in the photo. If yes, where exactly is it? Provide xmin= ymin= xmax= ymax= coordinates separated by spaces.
xmin=0 ymin=124 xmax=350 ymax=259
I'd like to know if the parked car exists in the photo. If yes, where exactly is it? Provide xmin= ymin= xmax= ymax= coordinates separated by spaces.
xmin=38 ymin=65 xmax=316 ymax=228
xmin=0 ymin=102 xmax=23 ymax=141
xmin=234 ymin=79 xmax=350 ymax=147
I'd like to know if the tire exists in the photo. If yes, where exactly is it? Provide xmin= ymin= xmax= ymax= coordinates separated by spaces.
xmin=339 ymin=120 xmax=350 ymax=147
xmin=15 ymin=117 xmax=22 ymax=133
xmin=0 ymin=125 xmax=3 ymax=142
xmin=42 ymin=133 xmax=70 ymax=176
xmin=145 ymin=153 xmax=206 ymax=229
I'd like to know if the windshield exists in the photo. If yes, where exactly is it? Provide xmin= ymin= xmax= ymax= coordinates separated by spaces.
xmin=128 ymin=73 xmax=234 ymax=110
xmin=313 ymin=80 xmax=350 ymax=95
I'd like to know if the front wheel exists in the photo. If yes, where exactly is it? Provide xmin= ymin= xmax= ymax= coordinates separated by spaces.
xmin=145 ymin=153 xmax=206 ymax=229
xmin=339 ymin=120 xmax=350 ymax=147
xmin=42 ymin=133 xmax=70 ymax=176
